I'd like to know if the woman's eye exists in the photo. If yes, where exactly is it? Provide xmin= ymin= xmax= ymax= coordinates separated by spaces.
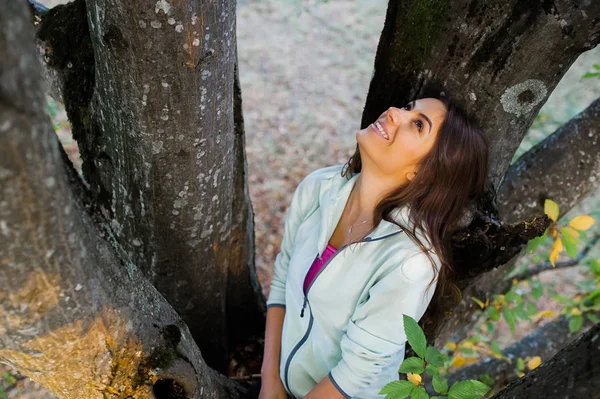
xmin=415 ymin=120 xmax=423 ymax=132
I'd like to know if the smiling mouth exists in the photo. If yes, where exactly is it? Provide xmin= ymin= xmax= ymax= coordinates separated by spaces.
xmin=370 ymin=121 xmax=389 ymax=140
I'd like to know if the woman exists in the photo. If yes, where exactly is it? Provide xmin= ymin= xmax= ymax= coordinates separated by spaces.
xmin=258 ymin=95 xmax=488 ymax=399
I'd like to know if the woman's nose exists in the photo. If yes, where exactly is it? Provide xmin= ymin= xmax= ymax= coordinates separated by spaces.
xmin=386 ymin=107 xmax=401 ymax=124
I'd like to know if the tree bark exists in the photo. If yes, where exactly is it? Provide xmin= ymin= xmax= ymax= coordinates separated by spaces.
xmin=498 ymin=97 xmax=600 ymax=224
xmin=361 ymin=0 xmax=600 ymax=347
xmin=437 ymin=98 xmax=600 ymax=346
xmin=438 ymin=312 xmax=600 ymax=396
xmin=489 ymin=322 xmax=600 ymax=398
xmin=0 ymin=1 xmax=245 ymax=397
xmin=35 ymin=0 xmax=266 ymax=374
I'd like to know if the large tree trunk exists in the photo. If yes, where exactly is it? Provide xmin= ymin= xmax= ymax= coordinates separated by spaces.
xmin=2 ymin=0 xmax=600 ymax=397
xmin=0 ymin=1 xmax=245 ymax=397
xmin=438 ymin=98 xmax=600 ymax=346
xmin=35 ymin=0 xmax=265 ymax=374
xmin=361 ymin=0 xmax=600 ymax=348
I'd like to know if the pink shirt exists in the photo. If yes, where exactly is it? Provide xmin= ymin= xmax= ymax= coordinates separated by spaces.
xmin=303 ymin=243 xmax=338 ymax=294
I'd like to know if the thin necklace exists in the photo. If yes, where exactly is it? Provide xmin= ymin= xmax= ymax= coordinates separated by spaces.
xmin=347 ymin=184 xmax=370 ymax=234
xmin=348 ymin=219 xmax=368 ymax=233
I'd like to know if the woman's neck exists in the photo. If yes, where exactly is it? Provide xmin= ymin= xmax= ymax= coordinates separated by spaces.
xmin=349 ymin=170 xmax=397 ymax=221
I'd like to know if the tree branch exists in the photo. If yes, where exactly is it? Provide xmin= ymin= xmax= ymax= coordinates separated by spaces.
xmin=511 ymin=233 xmax=600 ymax=281
xmin=435 ymin=97 xmax=600 ymax=346
xmin=489 ymin=320 xmax=600 ymax=397
xmin=498 ymin=97 xmax=600 ymax=224
xmin=434 ymin=312 xmax=600 ymax=396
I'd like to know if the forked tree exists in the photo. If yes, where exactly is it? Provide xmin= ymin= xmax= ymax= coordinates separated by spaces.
xmin=1 ymin=0 xmax=599 ymax=397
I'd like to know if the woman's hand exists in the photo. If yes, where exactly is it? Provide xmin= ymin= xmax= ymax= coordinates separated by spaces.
xmin=258 ymin=373 xmax=289 ymax=399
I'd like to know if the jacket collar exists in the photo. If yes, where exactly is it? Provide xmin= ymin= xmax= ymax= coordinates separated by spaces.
xmin=316 ymin=168 xmax=411 ymax=257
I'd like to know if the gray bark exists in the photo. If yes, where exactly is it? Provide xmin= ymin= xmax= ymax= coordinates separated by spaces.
xmin=0 ymin=1 xmax=246 ymax=397
xmin=364 ymin=0 xmax=600 ymax=189
xmin=436 ymin=98 xmax=600 ymax=346
xmin=34 ymin=0 xmax=266 ymax=374
xmin=361 ymin=0 xmax=600 ymax=348
xmin=489 ymin=322 xmax=600 ymax=398
xmin=498 ymin=97 xmax=600 ymax=224
xmin=437 ymin=312 xmax=600 ymax=396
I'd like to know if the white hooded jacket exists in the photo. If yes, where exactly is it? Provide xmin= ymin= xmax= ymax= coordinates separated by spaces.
xmin=266 ymin=164 xmax=441 ymax=399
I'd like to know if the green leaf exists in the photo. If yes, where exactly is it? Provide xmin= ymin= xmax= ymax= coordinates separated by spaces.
xmin=526 ymin=302 xmax=538 ymax=316
xmin=399 ymin=357 xmax=425 ymax=374
xmin=432 ymin=375 xmax=449 ymax=394
xmin=478 ymin=374 xmax=495 ymax=387
xmin=531 ymin=280 xmax=544 ymax=299
xmin=425 ymin=346 xmax=444 ymax=367
xmin=379 ymin=380 xmax=415 ymax=398
xmin=516 ymin=357 xmax=524 ymax=371
xmin=485 ymin=321 xmax=496 ymax=335
xmin=513 ymin=304 xmax=530 ymax=321
xmin=544 ymin=199 xmax=559 ymax=221
xmin=527 ymin=232 xmax=547 ymax=253
xmin=403 ymin=314 xmax=427 ymax=358
xmin=582 ymin=72 xmax=600 ymax=79
xmin=411 ymin=386 xmax=429 ymax=399
xmin=569 ymin=315 xmax=583 ymax=333
xmin=448 ymin=380 xmax=490 ymax=399
xmin=458 ymin=346 xmax=474 ymax=355
xmin=504 ymin=291 xmax=520 ymax=304
xmin=502 ymin=307 xmax=516 ymax=333
xmin=586 ymin=314 xmax=600 ymax=324
xmin=491 ymin=341 xmax=502 ymax=356
xmin=425 ymin=363 xmax=440 ymax=377
xmin=488 ymin=306 xmax=500 ymax=322
xmin=560 ymin=227 xmax=579 ymax=258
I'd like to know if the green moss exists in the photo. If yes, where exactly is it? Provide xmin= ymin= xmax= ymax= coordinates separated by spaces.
xmin=390 ymin=0 xmax=449 ymax=71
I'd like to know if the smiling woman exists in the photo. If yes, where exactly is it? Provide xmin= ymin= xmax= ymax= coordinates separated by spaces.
xmin=260 ymin=93 xmax=489 ymax=399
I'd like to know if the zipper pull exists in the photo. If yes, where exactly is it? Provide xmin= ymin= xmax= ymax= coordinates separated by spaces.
xmin=300 ymin=295 xmax=307 ymax=318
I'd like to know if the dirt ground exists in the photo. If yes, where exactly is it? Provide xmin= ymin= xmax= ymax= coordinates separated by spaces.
xmin=2 ymin=0 xmax=600 ymax=397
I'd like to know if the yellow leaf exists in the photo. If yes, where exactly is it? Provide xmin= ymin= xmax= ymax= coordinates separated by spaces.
xmin=451 ymin=355 xmax=466 ymax=368
xmin=445 ymin=342 xmax=457 ymax=350
xmin=534 ymin=310 xmax=555 ymax=319
xmin=544 ymin=199 xmax=559 ymax=222
xmin=512 ymin=278 xmax=519 ymax=285
xmin=407 ymin=372 xmax=422 ymax=386
xmin=568 ymin=215 xmax=595 ymax=231
xmin=549 ymin=237 xmax=563 ymax=267
xmin=471 ymin=296 xmax=486 ymax=309
xmin=571 ymin=308 xmax=582 ymax=316
xmin=528 ymin=356 xmax=542 ymax=370
xmin=465 ymin=357 xmax=480 ymax=366
xmin=561 ymin=226 xmax=580 ymax=239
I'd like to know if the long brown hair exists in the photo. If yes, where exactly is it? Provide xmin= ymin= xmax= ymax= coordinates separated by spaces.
xmin=341 ymin=94 xmax=489 ymax=340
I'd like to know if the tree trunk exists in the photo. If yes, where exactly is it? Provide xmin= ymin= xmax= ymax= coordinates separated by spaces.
xmin=361 ymin=0 xmax=600 ymax=347
xmin=490 ymin=322 xmax=600 ymax=398
xmin=0 ymin=1 xmax=245 ymax=397
xmin=35 ymin=0 xmax=266 ymax=374
xmin=3 ymin=0 xmax=600 ymax=397
xmin=436 ymin=95 xmax=600 ymax=346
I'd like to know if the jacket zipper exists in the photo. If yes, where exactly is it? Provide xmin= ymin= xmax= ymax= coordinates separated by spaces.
xmin=283 ymin=230 xmax=403 ymax=397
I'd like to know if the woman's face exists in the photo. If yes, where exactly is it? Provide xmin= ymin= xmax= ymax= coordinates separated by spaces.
xmin=356 ymin=97 xmax=447 ymax=181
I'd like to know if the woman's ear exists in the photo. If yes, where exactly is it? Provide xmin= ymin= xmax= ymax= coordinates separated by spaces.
xmin=406 ymin=170 xmax=418 ymax=182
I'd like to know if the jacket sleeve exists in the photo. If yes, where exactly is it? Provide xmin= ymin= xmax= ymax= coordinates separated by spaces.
xmin=265 ymin=170 xmax=321 ymax=309
xmin=328 ymin=251 xmax=440 ymax=398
